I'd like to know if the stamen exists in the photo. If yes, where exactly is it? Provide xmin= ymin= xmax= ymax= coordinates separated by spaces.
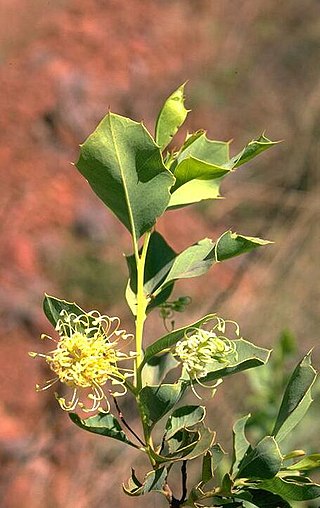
xmin=174 ymin=318 xmax=237 ymax=385
xmin=31 ymin=310 xmax=135 ymax=412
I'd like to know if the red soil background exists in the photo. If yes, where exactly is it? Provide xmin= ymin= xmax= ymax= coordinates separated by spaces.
xmin=0 ymin=1 xmax=319 ymax=507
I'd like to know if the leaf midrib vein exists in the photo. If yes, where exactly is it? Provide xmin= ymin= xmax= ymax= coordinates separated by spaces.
xmin=108 ymin=114 xmax=138 ymax=246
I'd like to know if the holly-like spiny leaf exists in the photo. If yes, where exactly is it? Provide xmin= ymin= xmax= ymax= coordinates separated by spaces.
xmin=174 ymin=130 xmax=230 ymax=167
xmin=43 ymin=294 xmax=85 ymax=329
xmin=76 ymin=112 xmax=175 ymax=243
xmin=214 ymin=231 xmax=272 ymax=261
xmin=149 ymin=231 xmax=272 ymax=300
xmin=230 ymin=133 xmax=280 ymax=168
xmin=166 ymin=428 xmax=200 ymax=456
xmin=236 ymin=488 xmax=291 ymax=507
xmin=155 ymin=82 xmax=189 ymax=151
xmin=168 ymin=132 xmax=278 ymax=209
xmin=172 ymin=157 xmax=229 ymax=191
xmin=168 ymin=130 xmax=229 ymax=208
xmin=126 ymin=231 xmax=271 ymax=316
xmin=181 ymin=424 xmax=216 ymax=461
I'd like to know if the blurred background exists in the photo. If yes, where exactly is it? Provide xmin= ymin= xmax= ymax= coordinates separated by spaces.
xmin=0 ymin=0 xmax=319 ymax=506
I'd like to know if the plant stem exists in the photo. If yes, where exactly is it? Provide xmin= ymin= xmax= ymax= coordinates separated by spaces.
xmin=134 ymin=229 xmax=151 ymax=389
xmin=111 ymin=393 xmax=145 ymax=447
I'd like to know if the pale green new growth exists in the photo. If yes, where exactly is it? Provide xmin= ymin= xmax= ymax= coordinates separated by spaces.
xmin=155 ymin=82 xmax=189 ymax=150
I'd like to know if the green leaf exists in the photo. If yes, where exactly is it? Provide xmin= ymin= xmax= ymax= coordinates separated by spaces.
xmin=123 ymin=469 xmax=142 ymax=495
xmin=43 ymin=294 xmax=85 ymax=328
xmin=236 ymin=436 xmax=282 ymax=479
xmin=166 ymin=428 xmax=199 ymax=456
xmin=260 ymin=476 xmax=320 ymax=501
xmin=221 ymin=473 xmax=234 ymax=495
xmin=191 ymin=339 xmax=271 ymax=385
xmin=153 ymin=238 xmax=215 ymax=293
xmin=201 ymin=450 xmax=214 ymax=485
xmin=123 ymin=467 xmax=167 ymax=496
xmin=138 ymin=382 xmax=185 ymax=427
xmin=155 ymin=83 xmax=189 ymax=151
xmin=148 ymin=231 xmax=271 ymax=299
xmin=214 ymin=231 xmax=273 ymax=261
xmin=231 ymin=414 xmax=251 ymax=476
xmin=172 ymin=156 xmax=230 ymax=191
xmin=69 ymin=412 xmax=137 ymax=448
xmin=272 ymin=352 xmax=317 ymax=443
xmin=128 ymin=231 xmax=271 ymax=311
xmin=177 ymin=131 xmax=230 ymax=166
xmin=76 ymin=112 xmax=175 ymax=242
xmin=127 ymin=232 xmax=176 ymax=294
xmin=168 ymin=132 xmax=279 ymax=209
xmin=237 ymin=489 xmax=291 ymax=507
xmin=169 ymin=177 xmax=224 ymax=208
xmin=230 ymin=134 xmax=280 ymax=168
xmin=153 ymin=423 xmax=215 ymax=464
xmin=168 ymin=130 xmax=230 ymax=208
xmin=287 ymin=454 xmax=320 ymax=472
xmin=141 ymin=353 xmax=179 ymax=387
xmin=201 ymin=444 xmax=226 ymax=484
xmin=182 ymin=424 xmax=216 ymax=461
xmin=165 ymin=405 xmax=206 ymax=440
xmin=211 ymin=443 xmax=226 ymax=470
xmin=141 ymin=314 xmax=216 ymax=367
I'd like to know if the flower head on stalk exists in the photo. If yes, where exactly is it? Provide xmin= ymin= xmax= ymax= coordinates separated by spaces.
xmin=29 ymin=310 xmax=135 ymax=413
xmin=173 ymin=316 xmax=238 ymax=397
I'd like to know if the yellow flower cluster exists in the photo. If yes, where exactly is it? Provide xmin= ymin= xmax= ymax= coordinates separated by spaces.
xmin=174 ymin=317 xmax=238 ymax=382
xmin=30 ymin=310 xmax=135 ymax=413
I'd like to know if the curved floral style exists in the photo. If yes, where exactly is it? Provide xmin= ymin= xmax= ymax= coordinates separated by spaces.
xmin=174 ymin=317 xmax=238 ymax=381
xmin=30 ymin=310 xmax=135 ymax=412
